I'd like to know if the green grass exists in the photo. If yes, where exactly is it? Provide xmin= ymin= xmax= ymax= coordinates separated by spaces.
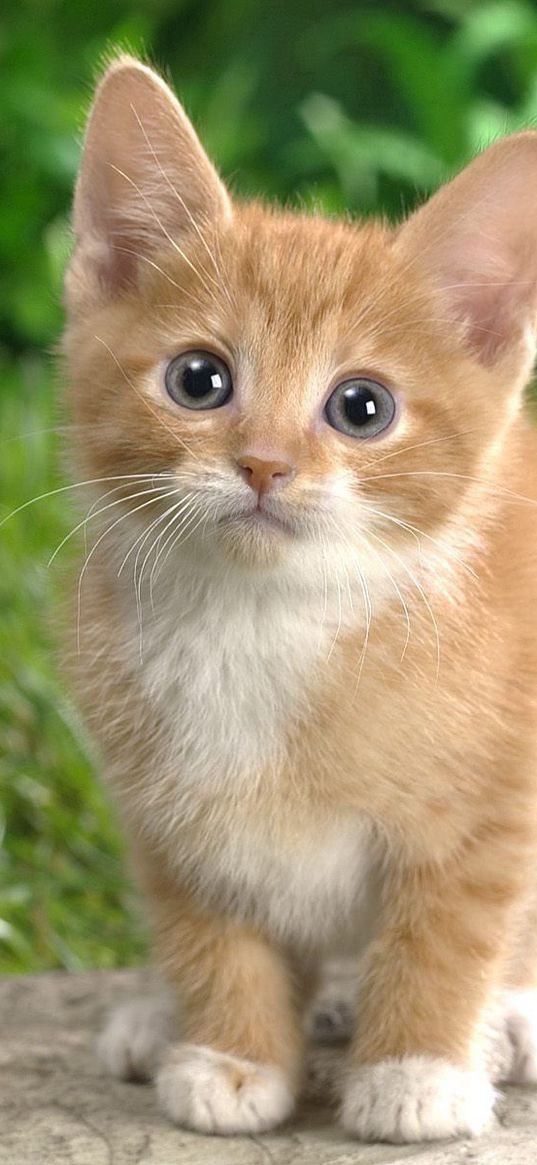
xmin=0 ymin=355 xmax=147 ymax=973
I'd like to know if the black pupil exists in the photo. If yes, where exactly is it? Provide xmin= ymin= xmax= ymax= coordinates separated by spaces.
xmin=342 ymin=383 xmax=377 ymax=427
xmin=182 ymin=356 xmax=222 ymax=398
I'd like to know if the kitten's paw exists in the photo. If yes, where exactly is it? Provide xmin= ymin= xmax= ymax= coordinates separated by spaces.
xmin=98 ymin=994 xmax=174 ymax=1081
xmin=157 ymin=1044 xmax=294 ymax=1134
xmin=341 ymin=1057 xmax=496 ymax=1143
xmin=504 ymin=990 xmax=537 ymax=1084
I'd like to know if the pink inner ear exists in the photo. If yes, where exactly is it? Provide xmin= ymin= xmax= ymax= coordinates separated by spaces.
xmin=398 ymin=133 xmax=537 ymax=368
xmin=439 ymin=242 xmax=536 ymax=365
xmin=445 ymin=264 xmax=519 ymax=364
xmin=69 ymin=57 xmax=232 ymax=306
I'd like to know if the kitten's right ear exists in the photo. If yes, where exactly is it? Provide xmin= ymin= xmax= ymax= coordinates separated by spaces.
xmin=66 ymin=55 xmax=231 ymax=307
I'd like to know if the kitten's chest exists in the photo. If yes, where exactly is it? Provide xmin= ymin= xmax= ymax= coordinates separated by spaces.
xmin=196 ymin=803 xmax=378 ymax=949
xmin=129 ymin=572 xmax=378 ymax=944
xmin=137 ymin=569 xmax=332 ymax=781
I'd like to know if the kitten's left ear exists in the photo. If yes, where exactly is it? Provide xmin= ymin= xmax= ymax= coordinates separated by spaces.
xmin=66 ymin=55 xmax=232 ymax=306
xmin=397 ymin=132 xmax=537 ymax=372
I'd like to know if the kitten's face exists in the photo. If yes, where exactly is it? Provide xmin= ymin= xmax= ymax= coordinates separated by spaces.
xmin=64 ymin=59 xmax=537 ymax=578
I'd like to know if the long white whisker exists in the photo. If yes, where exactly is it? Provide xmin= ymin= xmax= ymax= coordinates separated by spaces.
xmin=316 ymin=533 xmax=329 ymax=654
xmin=326 ymin=565 xmax=343 ymax=663
xmin=367 ymin=507 xmax=479 ymax=582
xmin=47 ymin=483 xmax=174 ymax=566
xmin=156 ymin=503 xmax=205 ymax=579
xmin=117 ymin=492 xmax=188 ymax=578
xmin=360 ymin=469 xmax=537 ymax=507
xmin=353 ymin=555 xmax=372 ymax=688
xmin=133 ymin=495 xmax=196 ymax=648
xmin=0 ymin=472 xmax=175 ymax=530
xmin=148 ymin=496 xmax=198 ymax=605
xmin=356 ymin=529 xmax=411 ymax=663
xmin=76 ymin=489 xmax=179 ymax=653
xmin=129 ymin=104 xmax=232 ymax=307
xmin=367 ymin=527 xmax=440 ymax=683
xmin=358 ymin=428 xmax=481 ymax=473
xmin=108 ymin=161 xmax=218 ymax=302
xmin=154 ymin=505 xmax=208 ymax=581
xmin=110 ymin=244 xmax=198 ymax=297
xmin=133 ymin=495 xmax=195 ymax=619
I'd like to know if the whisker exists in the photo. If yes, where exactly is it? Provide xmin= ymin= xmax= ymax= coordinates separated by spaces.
xmin=353 ymin=528 xmax=412 ymax=663
xmin=134 ymin=505 xmax=210 ymax=657
xmin=117 ymin=492 xmax=188 ymax=578
xmin=108 ymin=160 xmax=218 ymax=302
xmin=0 ymin=472 xmax=175 ymax=530
xmin=129 ymin=104 xmax=233 ymax=309
xmin=353 ymin=555 xmax=372 ymax=688
xmin=316 ymin=533 xmax=329 ymax=654
xmin=329 ymin=521 xmax=372 ymax=685
xmin=367 ymin=527 xmax=440 ymax=683
xmin=155 ymin=502 xmax=205 ymax=579
xmin=133 ymin=495 xmax=195 ymax=646
xmin=326 ymin=564 xmax=343 ymax=663
xmin=110 ymin=244 xmax=199 ymax=299
xmin=47 ymin=482 xmax=174 ymax=566
xmin=76 ymin=489 xmax=179 ymax=653
xmin=148 ymin=496 xmax=198 ymax=605
xmin=133 ymin=495 xmax=195 ymax=619
xmin=358 ymin=428 xmax=481 ymax=473
xmin=359 ymin=468 xmax=537 ymax=508
xmin=367 ymin=507 xmax=479 ymax=582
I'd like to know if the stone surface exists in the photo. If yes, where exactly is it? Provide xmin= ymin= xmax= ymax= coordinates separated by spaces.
xmin=2 ymin=969 xmax=537 ymax=1164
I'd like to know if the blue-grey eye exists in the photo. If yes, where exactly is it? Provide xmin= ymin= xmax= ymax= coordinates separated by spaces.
xmin=165 ymin=351 xmax=232 ymax=410
xmin=325 ymin=378 xmax=395 ymax=438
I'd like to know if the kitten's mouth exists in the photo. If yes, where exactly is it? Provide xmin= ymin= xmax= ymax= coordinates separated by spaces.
xmin=250 ymin=504 xmax=290 ymax=530
xmin=219 ymin=502 xmax=295 ymax=536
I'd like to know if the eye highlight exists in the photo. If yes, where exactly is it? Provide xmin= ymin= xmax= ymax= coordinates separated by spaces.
xmin=165 ymin=351 xmax=233 ymax=410
xmin=325 ymin=378 xmax=396 ymax=439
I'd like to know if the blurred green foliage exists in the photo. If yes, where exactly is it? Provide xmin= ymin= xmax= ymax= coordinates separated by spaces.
xmin=2 ymin=0 xmax=537 ymax=973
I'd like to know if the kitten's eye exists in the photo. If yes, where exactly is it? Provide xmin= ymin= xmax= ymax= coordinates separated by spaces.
xmin=325 ymin=378 xmax=395 ymax=439
xmin=165 ymin=351 xmax=233 ymax=410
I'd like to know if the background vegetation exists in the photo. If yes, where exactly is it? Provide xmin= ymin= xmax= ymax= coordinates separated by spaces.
xmin=3 ymin=0 xmax=537 ymax=973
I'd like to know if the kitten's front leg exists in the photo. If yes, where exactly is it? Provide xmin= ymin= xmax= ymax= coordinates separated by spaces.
xmin=141 ymin=863 xmax=302 ymax=1135
xmin=341 ymin=841 xmax=524 ymax=1143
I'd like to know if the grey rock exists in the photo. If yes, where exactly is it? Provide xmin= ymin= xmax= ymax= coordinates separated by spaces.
xmin=1 ymin=970 xmax=537 ymax=1164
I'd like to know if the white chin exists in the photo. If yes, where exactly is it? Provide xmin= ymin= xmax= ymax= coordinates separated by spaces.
xmin=216 ymin=514 xmax=293 ymax=564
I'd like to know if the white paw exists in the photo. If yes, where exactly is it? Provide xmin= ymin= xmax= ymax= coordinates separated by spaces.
xmin=341 ymin=1056 xmax=496 ymax=1143
xmin=157 ymin=1044 xmax=294 ymax=1134
xmin=98 ymin=994 xmax=175 ymax=1081
xmin=504 ymin=990 xmax=537 ymax=1084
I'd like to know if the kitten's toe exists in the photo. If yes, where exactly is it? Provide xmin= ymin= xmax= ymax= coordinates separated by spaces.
xmin=98 ymin=994 xmax=175 ymax=1081
xmin=340 ymin=1056 xmax=496 ymax=1142
xmin=157 ymin=1043 xmax=294 ymax=1134
xmin=503 ymin=990 xmax=537 ymax=1084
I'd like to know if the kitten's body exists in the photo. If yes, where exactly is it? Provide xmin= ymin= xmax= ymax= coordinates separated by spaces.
xmin=64 ymin=58 xmax=537 ymax=1141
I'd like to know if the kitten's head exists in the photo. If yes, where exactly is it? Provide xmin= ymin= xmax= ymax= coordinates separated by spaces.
xmin=64 ymin=56 xmax=537 ymax=579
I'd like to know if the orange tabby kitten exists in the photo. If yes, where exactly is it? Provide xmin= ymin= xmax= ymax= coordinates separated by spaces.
xmin=63 ymin=55 xmax=537 ymax=1142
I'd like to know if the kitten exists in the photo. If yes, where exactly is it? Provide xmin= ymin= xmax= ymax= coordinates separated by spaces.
xmin=63 ymin=55 xmax=537 ymax=1142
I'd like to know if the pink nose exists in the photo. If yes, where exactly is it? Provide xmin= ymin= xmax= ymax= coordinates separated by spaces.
xmin=236 ymin=455 xmax=294 ymax=496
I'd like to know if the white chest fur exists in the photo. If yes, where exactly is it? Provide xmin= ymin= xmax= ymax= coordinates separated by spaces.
xmin=132 ymin=545 xmax=345 ymax=784
xmin=117 ymin=545 xmax=377 ymax=947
